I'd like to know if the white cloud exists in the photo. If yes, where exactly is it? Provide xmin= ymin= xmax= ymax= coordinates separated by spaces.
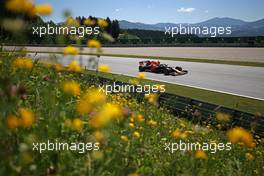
xmin=177 ymin=7 xmax=195 ymax=13
xmin=205 ymin=10 xmax=209 ymax=13
xmin=115 ymin=8 xmax=121 ymax=12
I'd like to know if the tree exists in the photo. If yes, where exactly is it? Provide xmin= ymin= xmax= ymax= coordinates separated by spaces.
xmin=111 ymin=20 xmax=120 ymax=40
xmin=105 ymin=17 xmax=112 ymax=34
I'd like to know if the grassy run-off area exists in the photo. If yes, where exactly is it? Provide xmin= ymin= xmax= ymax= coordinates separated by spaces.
xmin=88 ymin=70 xmax=264 ymax=115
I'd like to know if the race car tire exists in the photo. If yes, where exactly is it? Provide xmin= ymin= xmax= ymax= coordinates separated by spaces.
xmin=139 ymin=66 xmax=145 ymax=72
xmin=183 ymin=70 xmax=188 ymax=73
xmin=164 ymin=69 xmax=170 ymax=75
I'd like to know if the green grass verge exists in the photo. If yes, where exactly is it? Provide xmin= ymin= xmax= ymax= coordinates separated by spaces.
xmin=2 ymin=50 xmax=264 ymax=67
xmin=87 ymin=70 xmax=264 ymax=115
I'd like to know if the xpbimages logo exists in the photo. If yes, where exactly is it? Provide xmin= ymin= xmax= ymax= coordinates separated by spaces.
xmin=164 ymin=140 xmax=232 ymax=154
xmin=32 ymin=24 xmax=100 ymax=37
xmin=164 ymin=24 xmax=232 ymax=37
xmin=98 ymin=82 xmax=166 ymax=95
xmin=32 ymin=140 xmax=100 ymax=154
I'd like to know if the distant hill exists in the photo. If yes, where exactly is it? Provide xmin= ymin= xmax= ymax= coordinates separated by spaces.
xmin=195 ymin=17 xmax=247 ymax=27
xmin=231 ymin=19 xmax=264 ymax=37
xmin=119 ymin=17 xmax=264 ymax=37
xmin=118 ymin=20 xmax=163 ymax=31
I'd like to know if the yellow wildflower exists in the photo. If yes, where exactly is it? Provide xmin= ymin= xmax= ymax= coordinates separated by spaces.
xmin=227 ymin=127 xmax=255 ymax=148
xmin=245 ymin=153 xmax=254 ymax=161
xmin=68 ymin=60 xmax=82 ymax=72
xmin=19 ymin=108 xmax=34 ymax=128
xmin=93 ymin=131 xmax=105 ymax=142
xmin=7 ymin=115 xmax=20 ymax=129
xmin=99 ymin=64 xmax=110 ymax=73
xmin=137 ymin=73 xmax=145 ymax=79
xmin=72 ymin=118 xmax=83 ymax=132
xmin=5 ymin=0 xmax=34 ymax=14
xmin=62 ymin=81 xmax=81 ymax=97
xmin=98 ymin=19 xmax=108 ymax=28
xmin=76 ymin=100 xmax=92 ymax=115
xmin=89 ymin=103 xmax=122 ymax=128
xmin=87 ymin=39 xmax=101 ymax=49
xmin=129 ymin=123 xmax=135 ymax=128
xmin=89 ymin=115 xmax=111 ymax=129
xmin=65 ymin=17 xmax=80 ymax=27
xmin=102 ymin=103 xmax=122 ymax=120
xmin=136 ymin=114 xmax=144 ymax=123
xmin=172 ymin=129 xmax=181 ymax=139
xmin=13 ymin=57 xmax=33 ymax=70
xmin=76 ymin=88 xmax=106 ymax=115
xmin=147 ymin=119 xmax=157 ymax=126
xmin=179 ymin=122 xmax=186 ymax=128
xmin=84 ymin=18 xmax=96 ymax=26
xmin=64 ymin=46 xmax=79 ymax=55
xmin=84 ymin=88 xmax=106 ymax=106
xmin=34 ymin=4 xmax=53 ymax=16
xmin=133 ymin=131 xmax=140 ymax=138
xmin=121 ymin=135 xmax=129 ymax=142
xmin=180 ymin=132 xmax=188 ymax=139
xmin=144 ymin=93 xmax=158 ymax=104
xmin=130 ymin=117 xmax=135 ymax=123
xmin=216 ymin=112 xmax=231 ymax=123
xmin=172 ymin=128 xmax=188 ymax=139
xmin=53 ymin=64 xmax=63 ymax=72
xmin=195 ymin=150 xmax=208 ymax=160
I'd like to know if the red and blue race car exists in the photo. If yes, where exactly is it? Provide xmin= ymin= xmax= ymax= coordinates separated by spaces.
xmin=139 ymin=60 xmax=188 ymax=76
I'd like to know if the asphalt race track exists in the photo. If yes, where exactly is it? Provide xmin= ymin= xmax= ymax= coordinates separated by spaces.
xmin=27 ymin=53 xmax=264 ymax=100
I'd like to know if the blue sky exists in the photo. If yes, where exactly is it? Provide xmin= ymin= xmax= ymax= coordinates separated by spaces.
xmin=35 ymin=0 xmax=264 ymax=23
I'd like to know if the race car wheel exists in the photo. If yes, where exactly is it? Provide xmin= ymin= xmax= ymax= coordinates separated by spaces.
xmin=139 ymin=66 xmax=145 ymax=72
xmin=164 ymin=69 xmax=170 ymax=75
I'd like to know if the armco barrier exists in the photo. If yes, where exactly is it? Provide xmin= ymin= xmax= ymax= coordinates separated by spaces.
xmin=95 ymin=76 xmax=264 ymax=137
xmin=158 ymin=93 xmax=264 ymax=137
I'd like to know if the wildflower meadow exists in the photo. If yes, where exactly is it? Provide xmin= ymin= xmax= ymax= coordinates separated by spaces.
xmin=0 ymin=0 xmax=264 ymax=176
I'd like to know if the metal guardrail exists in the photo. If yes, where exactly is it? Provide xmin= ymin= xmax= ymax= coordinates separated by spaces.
xmin=159 ymin=93 xmax=264 ymax=136
xmin=95 ymin=76 xmax=264 ymax=137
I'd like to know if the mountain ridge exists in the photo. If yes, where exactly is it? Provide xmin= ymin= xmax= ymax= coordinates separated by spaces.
xmin=119 ymin=17 xmax=264 ymax=37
